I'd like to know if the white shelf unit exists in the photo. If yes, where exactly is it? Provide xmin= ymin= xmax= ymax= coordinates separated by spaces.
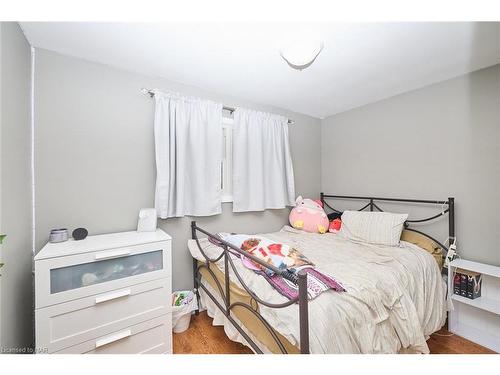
xmin=448 ymin=259 xmax=500 ymax=352
xmin=449 ymin=259 xmax=500 ymax=278
xmin=451 ymin=294 xmax=500 ymax=316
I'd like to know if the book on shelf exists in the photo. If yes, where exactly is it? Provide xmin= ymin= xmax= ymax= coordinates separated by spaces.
xmin=454 ymin=268 xmax=482 ymax=300
xmin=460 ymin=272 xmax=468 ymax=297
xmin=453 ymin=273 xmax=461 ymax=295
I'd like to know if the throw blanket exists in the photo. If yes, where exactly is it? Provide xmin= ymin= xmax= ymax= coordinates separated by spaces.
xmin=211 ymin=233 xmax=344 ymax=300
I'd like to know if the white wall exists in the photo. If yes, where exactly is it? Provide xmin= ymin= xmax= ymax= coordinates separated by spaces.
xmin=34 ymin=48 xmax=322 ymax=290
xmin=0 ymin=22 xmax=33 ymax=350
xmin=321 ymin=64 xmax=500 ymax=267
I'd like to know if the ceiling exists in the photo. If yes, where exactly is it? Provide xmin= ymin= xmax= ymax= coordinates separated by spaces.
xmin=20 ymin=22 xmax=500 ymax=119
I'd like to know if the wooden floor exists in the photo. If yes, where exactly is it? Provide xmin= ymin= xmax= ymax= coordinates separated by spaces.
xmin=427 ymin=328 xmax=495 ymax=354
xmin=173 ymin=311 xmax=252 ymax=354
xmin=173 ymin=311 xmax=495 ymax=354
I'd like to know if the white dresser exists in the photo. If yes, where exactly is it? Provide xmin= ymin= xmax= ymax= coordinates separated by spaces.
xmin=34 ymin=229 xmax=172 ymax=354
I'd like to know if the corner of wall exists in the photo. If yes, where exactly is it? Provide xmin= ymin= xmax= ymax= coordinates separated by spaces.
xmin=0 ymin=21 xmax=4 ymax=349
xmin=0 ymin=21 xmax=35 ymax=350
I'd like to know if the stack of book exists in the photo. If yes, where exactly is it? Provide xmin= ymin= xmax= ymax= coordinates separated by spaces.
xmin=453 ymin=268 xmax=482 ymax=299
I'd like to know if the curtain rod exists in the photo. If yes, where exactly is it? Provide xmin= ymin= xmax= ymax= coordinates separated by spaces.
xmin=141 ymin=88 xmax=295 ymax=125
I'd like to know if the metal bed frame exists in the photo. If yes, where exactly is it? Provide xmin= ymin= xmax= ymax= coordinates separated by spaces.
xmin=191 ymin=193 xmax=455 ymax=354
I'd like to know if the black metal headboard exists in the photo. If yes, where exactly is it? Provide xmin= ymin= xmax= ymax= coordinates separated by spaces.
xmin=320 ymin=193 xmax=455 ymax=253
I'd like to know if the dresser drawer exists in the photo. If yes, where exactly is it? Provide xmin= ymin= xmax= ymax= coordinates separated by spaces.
xmin=35 ymin=240 xmax=171 ymax=308
xmin=36 ymin=278 xmax=171 ymax=353
xmin=54 ymin=314 xmax=172 ymax=354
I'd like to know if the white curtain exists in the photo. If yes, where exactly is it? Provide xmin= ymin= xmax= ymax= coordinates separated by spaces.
xmin=232 ymin=108 xmax=295 ymax=212
xmin=154 ymin=90 xmax=223 ymax=218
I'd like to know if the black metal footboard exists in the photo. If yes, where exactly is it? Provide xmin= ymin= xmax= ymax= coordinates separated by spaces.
xmin=190 ymin=221 xmax=310 ymax=354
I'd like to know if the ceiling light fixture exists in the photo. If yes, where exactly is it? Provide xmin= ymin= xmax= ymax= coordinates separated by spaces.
xmin=280 ymin=39 xmax=324 ymax=71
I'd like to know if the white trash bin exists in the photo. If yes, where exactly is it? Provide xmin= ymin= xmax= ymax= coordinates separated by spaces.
xmin=172 ymin=291 xmax=198 ymax=333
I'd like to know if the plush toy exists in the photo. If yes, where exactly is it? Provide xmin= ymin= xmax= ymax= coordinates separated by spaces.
xmin=289 ymin=196 xmax=330 ymax=234
xmin=329 ymin=218 xmax=342 ymax=233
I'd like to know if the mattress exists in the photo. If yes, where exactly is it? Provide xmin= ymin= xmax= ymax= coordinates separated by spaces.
xmin=188 ymin=226 xmax=447 ymax=354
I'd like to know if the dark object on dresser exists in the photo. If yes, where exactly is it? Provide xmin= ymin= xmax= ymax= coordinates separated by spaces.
xmin=72 ymin=227 xmax=88 ymax=241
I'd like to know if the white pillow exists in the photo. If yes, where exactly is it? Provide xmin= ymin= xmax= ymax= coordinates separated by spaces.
xmin=340 ymin=211 xmax=408 ymax=246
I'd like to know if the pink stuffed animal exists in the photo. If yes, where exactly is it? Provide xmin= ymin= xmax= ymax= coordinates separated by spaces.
xmin=289 ymin=196 xmax=329 ymax=234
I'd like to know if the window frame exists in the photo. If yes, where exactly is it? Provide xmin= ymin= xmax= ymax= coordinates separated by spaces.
xmin=221 ymin=116 xmax=233 ymax=203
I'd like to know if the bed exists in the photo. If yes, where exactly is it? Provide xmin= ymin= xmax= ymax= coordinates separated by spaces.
xmin=188 ymin=194 xmax=455 ymax=354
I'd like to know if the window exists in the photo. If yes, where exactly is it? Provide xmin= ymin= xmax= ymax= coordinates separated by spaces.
xmin=221 ymin=116 xmax=233 ymax=202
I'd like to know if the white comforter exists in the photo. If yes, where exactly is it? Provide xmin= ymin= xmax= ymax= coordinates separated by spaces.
xmin=188 ymin=226 xmax=447 ymax=354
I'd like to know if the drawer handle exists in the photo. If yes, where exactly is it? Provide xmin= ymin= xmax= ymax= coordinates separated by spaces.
xmin=94 ymin=249 xmax=131 ymax=260
xmin=95 ymin=329 xmax=132 ymax=348
xmin=95 ymin=288 xmax=131 ymax=304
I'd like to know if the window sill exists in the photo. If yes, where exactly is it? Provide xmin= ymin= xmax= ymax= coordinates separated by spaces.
xmin=222 ymin=195 xmax=233 ymax=203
